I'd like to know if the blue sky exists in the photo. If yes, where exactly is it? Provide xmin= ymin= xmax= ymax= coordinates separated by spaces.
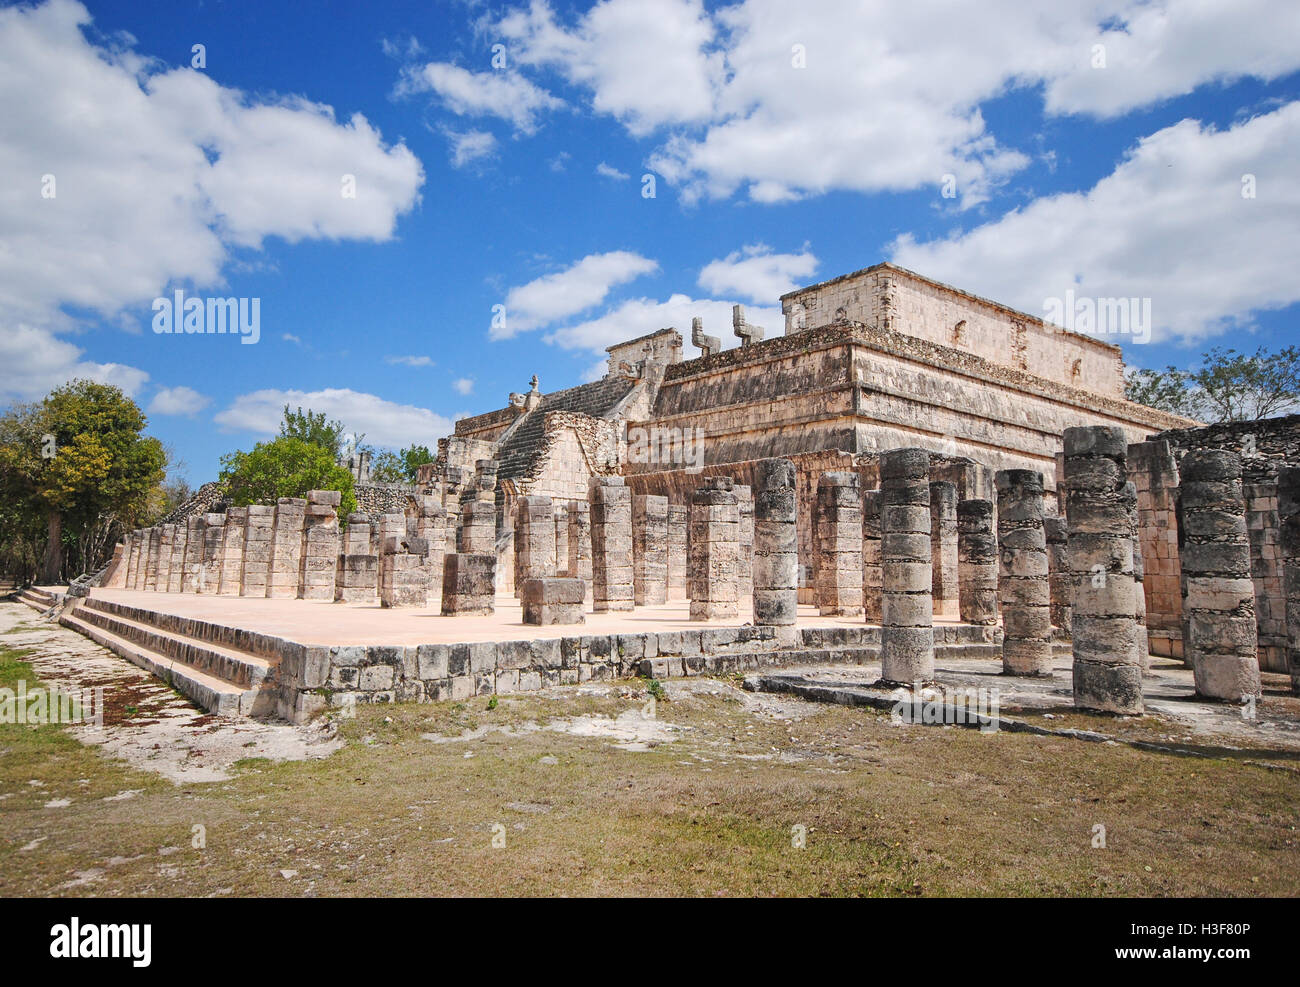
xmin=3 ymin=0 xmax=1299 ymax=482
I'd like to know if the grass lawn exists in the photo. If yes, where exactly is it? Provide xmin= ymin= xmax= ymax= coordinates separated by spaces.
xmin=1 ymin=643 xmax=1297 ymax=897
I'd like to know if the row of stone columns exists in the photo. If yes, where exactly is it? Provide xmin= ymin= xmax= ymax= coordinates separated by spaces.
xmin=121 ymin=493 xmax=341 ymax=602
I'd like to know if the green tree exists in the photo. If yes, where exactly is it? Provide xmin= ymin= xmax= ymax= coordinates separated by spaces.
xmin=0 ymin=380 xmax=165 ymax=583
xmin=399 ymin=443 xmax=434 ymax=480
xmin=1125 ymin=345 xmax=1300 ymax=423
xmin=219 ymin=437 xmax=356 ymax=517
xmin=368 ymin=443 xmax=434 ymax=484
xmin=278 ymin=405 xmax=351 ymax=458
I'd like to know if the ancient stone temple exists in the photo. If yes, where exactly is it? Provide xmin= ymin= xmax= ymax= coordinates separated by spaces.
xmin=424 ymin=262 xmax=1188 ymax=604
xmin=105 ymin=259 xmax=1300 ymax=724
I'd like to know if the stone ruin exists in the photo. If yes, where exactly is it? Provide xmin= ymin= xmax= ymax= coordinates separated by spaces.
xmin=93 ymin=261 xmax=1300 ymax=719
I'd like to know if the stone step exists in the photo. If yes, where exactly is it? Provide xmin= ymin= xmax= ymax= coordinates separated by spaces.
xmin=71 ymin=602 xmax=272 ymax=692
xmin=79 ymin=595 xmax=288 ymax=665
xmin=639 ymin=641 xmax=1005 ymax=680
xmin=16 ymin=587 xmax=56 ymax=611
xmin=58 ymin=610 xmax=260 ymax=717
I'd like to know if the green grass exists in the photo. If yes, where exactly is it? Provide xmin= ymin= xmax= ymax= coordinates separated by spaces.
xmin=0 ymin=650 xmax=1297 ymax=897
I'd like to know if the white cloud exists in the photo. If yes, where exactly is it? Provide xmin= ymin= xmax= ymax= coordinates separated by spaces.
xmin=453 ymin=377 xmax=475 ymax=395
xmin=148 ymin=385 xmax=211 ymax=417
xmin=400 ymin=63 xmax=563 ymax=134
xmin=0 ymin=0 xmax=424 ymax=402
xmin=545 ymin=294 xmax=782 ymax=355
xmin=595 ymin=161 xmax=629 ymax=180
xmin=0 ymin=323 xmax=149 ymax=404
xmin=1041 ymin=0 xmax=1300 ymax=119
xmin=890 ymin=102 xmax=1300 ymax=344
xmin=497 ymin=251 xmax=659 ymax=337
xmin=486 ymin=0 xmax=1300 ymax=206
xmin=497 ymin=0 xmax=721 ymax=136
xmin=386 ymin=354 xmax=435 ymax=367
xmin=214 ymin=388 xmax=455 ymax=449
xmin=443 ymin=128 xmax=498 ymax=168
xmin=698 ymin=244 xmax=819 ymax=304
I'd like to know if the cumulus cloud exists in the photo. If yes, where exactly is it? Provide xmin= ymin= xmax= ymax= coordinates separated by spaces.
xmin=595 ymin=161 xmax=629 ymax=180
xmin=443 ymin=128 xmax=498 ymax=167
xmin=453 ymin=377 xmax=475 ymax=395
xmin=497 ymin=0 xmax=721 ymax=136
xmin=481 ymin=0 xmax=1300 ymax=206
xmin=214 ymin=388 xmax=455 ymax=449
xmin=148 ymin=385 xmax=211 ymax=417
xmin=1041 ymin=0 xmax=1300 ymax=119
xmin=890 ymin=102 xmax=1300 ymax=344
xmin=386 ymin=354 xmax=435 ymax=367
xmin=496 ymin=251 xmax=659 ymax=337
xmin=0 ymin=323 xmax=149 ymax=404
xmin=698 ymin=244 xmax=819 ymax=304
xmin=398 ymin=63 xmax=563 ymax=134
xmin=0 ymin=0 xmax=423 ymax=402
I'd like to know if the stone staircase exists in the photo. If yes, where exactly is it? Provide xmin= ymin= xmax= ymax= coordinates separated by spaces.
xmin=14 ymin=585 xmax=60 ymax=613
xmin=58 ymin=596 xmax=281 ymax=718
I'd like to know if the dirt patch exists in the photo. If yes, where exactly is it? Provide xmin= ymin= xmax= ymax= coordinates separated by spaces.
xmin=0 ymin=602 xmax=341 ymax=782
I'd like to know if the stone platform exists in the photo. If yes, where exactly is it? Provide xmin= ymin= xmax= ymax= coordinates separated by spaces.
xmin=42 ymin=588 xmax=1006 ymax=723
xmin=746 ymin=657 xmax=1300 ymax=753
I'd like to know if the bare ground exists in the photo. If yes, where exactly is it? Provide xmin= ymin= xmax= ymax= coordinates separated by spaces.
xmin=0 ymin=601 xmax=1297 ymax=897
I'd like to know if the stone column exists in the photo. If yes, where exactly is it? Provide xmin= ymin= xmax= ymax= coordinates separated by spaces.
xmin=133 ymin=529 xmax=150 ymax=590
xmin=590 ymin=477 xmax=634 ymax=612
xmin=441 ymin=466 xmax=468 ymax=551
xmin=1180 ymin=450 xmax=1260 ymax=702
xmin=1127 ymin=439 xmax=1183 ymax=660
xmin=122 ymin=531 xmax=138 ymax=589
xmin=689 ymin=477 xmax=740 ymax=621
xmin=957 ymin=499 xmax=998 ymax=625
xmin=266 ymin=498 xmax=306 ymax=599
xmin=1063 ymin=426 xmax=1143 ymax=714
xmin=862 ymin=490 xmax=883 ymax=623
xmin=143 ymin=528 xmax=161 ymax=591
xmin=1044 ymin=515 xmax=1071 ymax=638
xmin=1277 ymin=465 xmax=1300 ymax=695
xmin=156 ymin=524 xmax=176 ymax=594
xmin=568 ymin=499 xmax=593 ymax=603
xmin=441 ymin=553 xmax=495 ymax=615
xmin=753 ymin=458 xmax=798 ymax=626
xmin=167 ymin=522 xmax=188 ymax=593
xmin=879 ymin=448 xmax=933 ymax=685
xmin=553 ymin=501 xmax=570 ymax=577
xmin=522 ymin=577 xmax=585 ymax=625
xmin=666 ymin=504 xmax=688 ymax=601
xmin=335 ymin=513 xmax=378 ymax=603
xmin=380 ymin=534 xmax=429 ymax=608
xmin=815 ymin=472 xmax=864 ymax=617
xmin=218 ymin=509 xmax=247 ymax=596
xmin=1124 ymin=482 xmax=1147 ymax=658
xmin=514 ymin=496 xmax=556 ymax=594
xmin=240 ymin=506 xmax=274 ymax=598
xmin=299 ymin=491 xmax=341 ymax=601
xmin=930 ymin=481 xmax=959 ymax=618
xmin=996 ymin=470 xmax=1053 ymax=676
xmin=199 ymin=514 xmax=225 ymax=594
xmin=182 ymin=515 xmax=205 ymax=593
xmin=459 ymin=501 xmax=497 ymax=555
xmin=633 ymin=494 xmax=668 ymax=606
xmin=413 ymin=497 xmax=447 ymax=612
xmin=735 ymin=484 xmax=754 ymax=603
